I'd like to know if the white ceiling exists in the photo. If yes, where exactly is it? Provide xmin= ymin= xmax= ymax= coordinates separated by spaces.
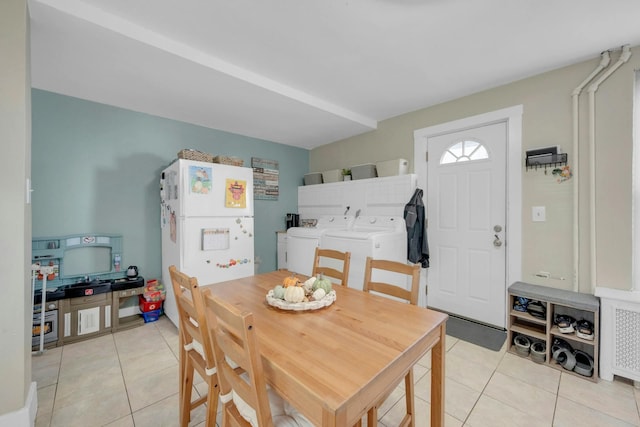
xmin=29 ymin=0 xmax=640 ymax=150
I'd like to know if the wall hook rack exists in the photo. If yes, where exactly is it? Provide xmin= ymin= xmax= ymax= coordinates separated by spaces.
xmin=525 ymin=146 xmax=568 ymax=171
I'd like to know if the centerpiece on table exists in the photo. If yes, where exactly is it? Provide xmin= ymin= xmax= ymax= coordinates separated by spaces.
xmin=266 ymin=273 xmax=336 ymax=311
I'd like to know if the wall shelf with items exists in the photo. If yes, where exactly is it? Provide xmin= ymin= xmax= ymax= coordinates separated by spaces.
xmin=507 ymin=281 xmax=600 ymax=382
xmin=525 ymin=146 xmax=568 ymax=171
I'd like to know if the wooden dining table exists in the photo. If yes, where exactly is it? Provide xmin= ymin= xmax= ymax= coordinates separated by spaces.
xmin=202 ymin=270 xmax=448 ymax=427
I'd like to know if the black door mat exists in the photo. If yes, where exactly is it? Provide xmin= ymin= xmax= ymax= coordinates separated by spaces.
xmin=446 ymin=315 xmax=507 ymax=352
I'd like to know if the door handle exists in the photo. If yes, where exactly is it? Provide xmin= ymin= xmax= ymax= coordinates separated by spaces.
xmin=493 ymin=234 xmax=503 ymax=247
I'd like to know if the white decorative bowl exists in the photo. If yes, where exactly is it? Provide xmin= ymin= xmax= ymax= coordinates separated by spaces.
xmin=266 ymin=289 xmax=336 ymax=311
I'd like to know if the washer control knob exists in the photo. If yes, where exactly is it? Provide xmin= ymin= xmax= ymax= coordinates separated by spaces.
xmin=369 ymin=217 xmax=376 ymax=224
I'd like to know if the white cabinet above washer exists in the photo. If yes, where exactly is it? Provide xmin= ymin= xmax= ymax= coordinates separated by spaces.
xmin=298 ymin=174 xmax=417 ymax=219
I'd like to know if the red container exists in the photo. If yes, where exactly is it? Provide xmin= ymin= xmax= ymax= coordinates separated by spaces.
xmin=139 ymin=295 xmax=163 ymax=312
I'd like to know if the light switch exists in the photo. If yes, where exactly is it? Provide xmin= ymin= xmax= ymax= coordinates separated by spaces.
xmin=532 ymin=206 xmax=546 ymax=222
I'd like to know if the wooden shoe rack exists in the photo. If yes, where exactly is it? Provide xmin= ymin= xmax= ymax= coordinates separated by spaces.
xmin=507 ymin=281 xmax=600 ymax=382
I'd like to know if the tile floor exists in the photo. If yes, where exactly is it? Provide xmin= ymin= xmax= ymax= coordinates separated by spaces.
xmin=33 ymin=316 xmax=640 ymax=427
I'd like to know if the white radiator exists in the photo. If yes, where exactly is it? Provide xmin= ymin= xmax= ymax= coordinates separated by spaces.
xmin=595 ymin=287 xmax=640 ymax=383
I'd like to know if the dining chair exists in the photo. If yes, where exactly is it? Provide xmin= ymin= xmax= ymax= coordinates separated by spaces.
xmin=311 ymin=247 xmax=351 ymax=287
xmin=203 ymin=291 xmax=314 ymax=427
xmin=168 ymin=265 xmax=219 ymax=427
xmin=361 ymin=256 xmax=421 ymax=427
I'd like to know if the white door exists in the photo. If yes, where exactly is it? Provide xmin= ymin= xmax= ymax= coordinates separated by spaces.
xmin=427 ymin=122 xmax=507 ymax=328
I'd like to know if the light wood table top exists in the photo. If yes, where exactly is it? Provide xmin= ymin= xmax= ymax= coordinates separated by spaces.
xmin=203 ymin=270 xmax=447 ymax=427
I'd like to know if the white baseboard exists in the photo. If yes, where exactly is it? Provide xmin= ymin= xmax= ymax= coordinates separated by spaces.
xmin=0 ymin=382 xmax=37 ymax=427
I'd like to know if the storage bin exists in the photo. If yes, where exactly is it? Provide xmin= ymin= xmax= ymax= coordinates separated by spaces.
xmin=322 ymin=169 xmax=342 ymax=183
xmin=304 ymin=173 xmax=323 ymax=185
xmin=350 ymin=164 xmax=377 ymax=180
xmin=212 ymin=155 xmax=244 ymax=166
xmin=139 ymin=295 xmax=163 ymax=312
xmin=142 ymin=308 xmax=162 ymax=323
xmin=177 ymin=149 xmax=214 ymax=163
xmin=376 ymin=158 xmax=409 ymax=177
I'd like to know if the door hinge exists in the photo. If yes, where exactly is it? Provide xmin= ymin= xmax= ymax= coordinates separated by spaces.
xmin=425 ymin=152 xmax=429 ymax=162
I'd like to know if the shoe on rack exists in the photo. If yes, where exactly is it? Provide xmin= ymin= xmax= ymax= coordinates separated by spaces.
xmin=575 ymin=319 xmax=594 ymax=340
xmin=530 ymin=341 xmax=546 ymax=364
xmin=514 ymin=334 xmax=531 ymax=357
xmin=513 ymin=297 xmax=529 ymax=312
xmin=573 ymin=350 xmax=594 ymax=377
xmin=527 ymin=301 xmax=547 ymax=319
xmin=554 ymin=314 xmax=576 ymax=334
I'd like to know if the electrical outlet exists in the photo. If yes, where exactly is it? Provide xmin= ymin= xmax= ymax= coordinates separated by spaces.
xmin=532 ymin=206 xmax=546 ymax=222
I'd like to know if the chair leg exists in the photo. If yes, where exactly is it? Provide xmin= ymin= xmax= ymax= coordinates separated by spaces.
xmin=181 ymin=359 xmax=195 ymax=427
xmin=205 ymin=380 xmax=220 ymax=427
xmin=367 ymin=406 xmax=377 ymax=427
xmin=403 ymin=369 xmax=415 ymax=427
xmin=178 ymin=334 xmax=186 ymax=424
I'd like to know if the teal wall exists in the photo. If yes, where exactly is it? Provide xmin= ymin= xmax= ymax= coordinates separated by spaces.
xmin=31 ymin=89 xmax=308 ymax=280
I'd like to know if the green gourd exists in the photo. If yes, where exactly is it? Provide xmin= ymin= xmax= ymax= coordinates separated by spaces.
xmin=273 ymin=284 xmax=286 ymax=299
xmin=312 ymin=274 xmax=332 ymax=293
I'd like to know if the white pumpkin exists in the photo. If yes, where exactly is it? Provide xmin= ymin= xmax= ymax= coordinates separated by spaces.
xmin=284 ymin=286 xmax=305 ymax=303
xmin=312 ymin=288 xmax=326 ymax=301
xmin=302 ymin=276 xmax=316 ymax=292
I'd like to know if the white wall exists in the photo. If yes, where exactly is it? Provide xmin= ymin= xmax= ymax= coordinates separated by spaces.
xmin=311 ymin=48 xmax=640 ymax=293
xmin=0 ymin=0 xmax=33 ymax=420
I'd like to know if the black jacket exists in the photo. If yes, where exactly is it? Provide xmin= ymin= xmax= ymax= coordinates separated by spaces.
xmin=404 ymin=188 xmax=429 ymax=268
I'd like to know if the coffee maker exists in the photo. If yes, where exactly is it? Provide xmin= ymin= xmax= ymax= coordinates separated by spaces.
xmin=285 ymin=213 xmax=300 ymax=229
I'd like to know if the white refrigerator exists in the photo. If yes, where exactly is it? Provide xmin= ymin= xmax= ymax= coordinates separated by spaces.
xmin=160 ymin=159 xmax=254 ymax=326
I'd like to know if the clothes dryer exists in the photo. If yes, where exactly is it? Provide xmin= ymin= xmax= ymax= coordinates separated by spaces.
xmin=320 ymin=216 xmax=413 ymax=296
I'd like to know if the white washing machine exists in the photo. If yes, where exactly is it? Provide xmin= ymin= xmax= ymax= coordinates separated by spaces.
xmin=320 ymin=215 xmax=411 ymax=296
xmin=286 ymin=216 xmax=354 ymax=276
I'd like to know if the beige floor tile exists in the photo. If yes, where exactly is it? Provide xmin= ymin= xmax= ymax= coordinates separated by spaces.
xmin=36 ymin=383 xmax=56 ymax=414
xmin=132 ymin=391 xmax=207 ymax=427
xmin=59 ymin=334 xmax=117 ymax=360
xmin=103 ymin=414 xmax=134 ymax=427
xmin=447 ymin=339 xmax=506 ymax=371
xmin=32 ymin=346 xmax=62 ymax=369
xmin=483 ymin=371 xmax=556 ymax=424
xmin=381 ymin=395 xmax=462 ymax=427
xmin=466 ymin=394 xmax=549 ymax=427
xmin=54 ymin=362 xmax=126 ymax=408
xmin=119 ymin=345 xmax=178 ymax=383
xmin=554 ymin=396 xmax=638 ymax=427
xmin=32 ymin=362 xmax=61 ymax=389
xmin=126 ymin=364 xmax=180 ymax=412
xmin=113 ymin=324 xmax=168 ymax=362
xmin=497 ymin=352 xmax=560 ymax=394
xmin=154 ymin=316 xmax=179 ymax=339
xmin=50 ymin=389 xmax=130 ymax=427
xmin=414 ymin=373 xmax=480 ymax=422
xmin=35 ymin=383 xmax=56 ymax=427
xmin=559 ymin=374 xmax=640 ymax=425
xmin=444 ymin=351 xmax=495 ymax=392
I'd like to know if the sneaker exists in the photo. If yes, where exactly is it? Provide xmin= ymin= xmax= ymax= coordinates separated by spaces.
xmin=513 ymin=297 xmax=529 ymax=312
xmin=554 ymin=314 xmax=576 ymax=334
xmin=575 ymin=319 xmax=594 ymax=340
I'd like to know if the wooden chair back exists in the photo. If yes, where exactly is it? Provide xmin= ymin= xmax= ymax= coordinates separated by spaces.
xmin=362 ymin=257 xmax=420 ymax=305
xmin=204 ymin=292 xmax=274 ymax=427
xmin=169 ymin=265 xmax=219 ymax=427
xmin=312 ymin=247 xmax=351 ymax=287
xmin=362 ymin=257 xmax=421 ymax=426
